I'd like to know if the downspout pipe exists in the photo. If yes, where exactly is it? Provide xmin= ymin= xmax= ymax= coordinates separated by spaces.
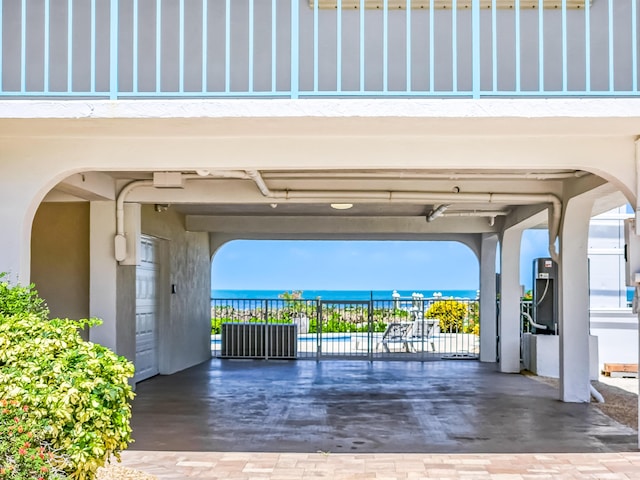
xmin=115 ymin=179 xmax=153 ymax=261
xmin=590 ymin=384 xmax=605 ymax=403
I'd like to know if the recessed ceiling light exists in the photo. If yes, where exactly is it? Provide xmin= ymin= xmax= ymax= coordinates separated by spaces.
xmin=330 ymin=203 xmax=353 ymax=210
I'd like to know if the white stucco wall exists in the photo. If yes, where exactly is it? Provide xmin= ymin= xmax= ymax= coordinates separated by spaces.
xmin=141 ymin=204 xmax=212 ymax=375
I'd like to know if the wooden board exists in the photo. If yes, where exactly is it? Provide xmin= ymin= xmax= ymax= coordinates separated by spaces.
xmin=603 ymin=363 xmax=638 ymax=375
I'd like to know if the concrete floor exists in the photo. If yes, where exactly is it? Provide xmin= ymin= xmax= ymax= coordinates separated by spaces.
xmin=130 ymin=359 xmax=637 ymax=454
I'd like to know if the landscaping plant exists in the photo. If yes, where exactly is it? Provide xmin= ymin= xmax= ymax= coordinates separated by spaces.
xmin=0 ymin=274 xmax=135 ymax=480
xmin=425 ymin=300 xmax=469 ymax=333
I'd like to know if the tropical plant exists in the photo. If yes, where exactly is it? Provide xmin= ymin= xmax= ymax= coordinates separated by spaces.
xmin=425 ymin=300 xmax=469 ymax=333
xmin=0 ymin=279 xmax=135 ymax=480
xmin=465 ymin=301 xmax=480 ymax=335
xmin=0 ymin=399 xmax=69 ymax=479
xmin=0 ymin=273 xmax=48 ymax=320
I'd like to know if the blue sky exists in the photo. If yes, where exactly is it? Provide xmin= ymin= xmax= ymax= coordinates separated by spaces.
xmin=211 ymin=230 xmax=551 ymax=291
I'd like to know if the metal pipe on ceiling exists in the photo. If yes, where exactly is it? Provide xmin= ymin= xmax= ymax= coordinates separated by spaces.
xmin=115 ymin=170 xmax=562 ymax=263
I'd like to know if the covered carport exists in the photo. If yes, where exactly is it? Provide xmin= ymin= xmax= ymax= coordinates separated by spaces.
xmin=1 ymin=99 xmax=639 ymax=438
xmin=128 ymin=358 xmax=637 ymax=453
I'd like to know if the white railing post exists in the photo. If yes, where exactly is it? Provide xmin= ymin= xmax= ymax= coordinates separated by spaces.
xmin=472 ymin=0 xmax=480 ymax=98
xmin=291 ymin=0 xmax=299 ymax=98
xmin=109 ymin=0 xmax=118 ymax=99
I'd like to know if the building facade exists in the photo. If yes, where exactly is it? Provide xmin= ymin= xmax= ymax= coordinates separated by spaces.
xmin=1 ymin=1 xmax=640 ymax=423
xmin=589 ymin=206 xmax=639 ymax=369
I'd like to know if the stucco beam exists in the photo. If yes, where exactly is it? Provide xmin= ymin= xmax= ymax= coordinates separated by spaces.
xmin=503 ymin=205 xmax=549 ymax=232
xmin=1 ymin=130 xmax=635 ymax=177
xmin=209 ymin=232 xmax=483 ymax=260
xmin=53 ymin=172 xmax=116 ymax=201
xmin=3 ymin=99 xmax=640 ymax=137
xmin=562 ymin=171 xmax=611 ymax=203
xmin=187 ymin=215 xmax=498 ymax=235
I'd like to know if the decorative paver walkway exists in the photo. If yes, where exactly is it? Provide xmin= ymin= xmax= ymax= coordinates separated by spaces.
xmin=118 ymin=451 xmax=640 ymax=479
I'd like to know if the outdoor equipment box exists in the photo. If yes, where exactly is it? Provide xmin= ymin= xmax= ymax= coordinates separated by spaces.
xmin=221 ymin=323 xmax=298 ymax=359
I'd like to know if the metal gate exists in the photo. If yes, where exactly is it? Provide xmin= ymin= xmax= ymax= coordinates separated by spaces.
xmin=210 ymin=296 xmax=480 ymax=361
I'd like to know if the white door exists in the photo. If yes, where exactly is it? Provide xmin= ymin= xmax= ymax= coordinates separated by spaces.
xmin=135 ymin=236 xmax=160 ymax=383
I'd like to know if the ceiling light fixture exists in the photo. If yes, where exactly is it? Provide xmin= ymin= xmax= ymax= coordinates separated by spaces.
xmin=330 ymin=203 xmax=353 ymax=210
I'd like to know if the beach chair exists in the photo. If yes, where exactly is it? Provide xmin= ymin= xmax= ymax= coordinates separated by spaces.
xmin=376 ymin=322 xmax=414 ymax=353
xmin=406 ymin=318 xmax=439 ymax=352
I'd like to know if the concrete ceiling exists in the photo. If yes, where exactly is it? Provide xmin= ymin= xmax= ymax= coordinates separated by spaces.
xmin=44 ymin=167 xmax=624 ymax=238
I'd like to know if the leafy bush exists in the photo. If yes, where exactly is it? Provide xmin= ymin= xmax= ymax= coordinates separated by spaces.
xmin=0 ymin=273 xmax=48 ymax=320
xmin=425 ymin=300 xmax=469 ymax=333
xmin=0 ymin=280 xmax=135 ymax=480
xmin=465 ymin=301 xmax=480 ymax=335
xmin=1 ymin=399 xmax=69 ymax=479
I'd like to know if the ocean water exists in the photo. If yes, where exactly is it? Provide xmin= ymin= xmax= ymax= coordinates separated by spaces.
xmin=211 ymin=289 xmax=479 ymax=301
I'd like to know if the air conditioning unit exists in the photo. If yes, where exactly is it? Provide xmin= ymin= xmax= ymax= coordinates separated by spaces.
xmin=221 ymin=323 xmax=298 ymax=359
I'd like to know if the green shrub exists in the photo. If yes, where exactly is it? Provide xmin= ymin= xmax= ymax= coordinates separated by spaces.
xmin=0 ymin=273 xmax=48 ymax=320
xmin=425 ymin=300 xmax=469 ymax=333
xmin=0 ymin=280 xmax=135 ymax=480
xmin=1 ymin=398 xmax=69 ymax=479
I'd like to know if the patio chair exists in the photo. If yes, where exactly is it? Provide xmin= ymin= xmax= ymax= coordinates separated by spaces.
xmin=406 ymin=318 xmax=439 ymax=352
xmin=376 ymin=322 xmax=414 ymax=353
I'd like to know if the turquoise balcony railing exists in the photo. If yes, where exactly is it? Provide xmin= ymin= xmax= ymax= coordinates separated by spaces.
xmin=1 ymin=0 xmax=637 ymax=99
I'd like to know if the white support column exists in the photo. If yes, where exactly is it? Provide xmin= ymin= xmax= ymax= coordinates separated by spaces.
xmin=558 ymin=195 xmax=593 ymax=403
xmin=0 ymin=198 xmax=33 ymax=284
xmin=499 ymin=227 xmax=523 ymax=373
xmin=89 ymin=201 xmax=118 ymax=352
xmin=479 ymin=233 xmax=498 ymax=362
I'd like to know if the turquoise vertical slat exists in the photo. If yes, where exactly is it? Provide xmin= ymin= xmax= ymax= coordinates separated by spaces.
xmin=561 ymin=0 xmax=567 ymax=92
xmin=202 ymin=0 xmax=207 ymax=93
xmin=471 ymin=0 xmax=480 ymax=98
xmin=538 ymin=0 xmax=544 ymax=92
xmin=225 ymin=0 xmax=230 ymax=93
xmin=133 ymin=0 xmax=138 ymax=93
xmin=272 ymin=0 xmax=276 ymax=92
xmin=179 ymin=0 xmax=184 ymax=93
xmin=109 ymin=0 xmax=118 ymax=98
xmin=452 ymin=0 xmax=457 ymax=92
xmin=584 ymin=0 xmax=590 ymax=92
xmin=491 ymin=0 xmax=496 ymax=92
xmin=608 ymin=0 xmax=614 ymax=91
xmin=291 ymin=0 xmax=299 ymax=97
xmin=67 ymin=0 xmax=73 ymax=92
xmin=156 ymin=0 xmax=161 ymax=93
xmin=91 ymin=0 xmax=96 ymax=93
xmin=515 ymin=0 xmax=520 ymax=92
xmin=21 ymin=0 xmax=26 ymax=93
xmin=383 ymin=0 xmax=388 ymax=92
xmin=359 ymin=0 xmax=364 ymax=92
xmin=406 ymin=0 xmax=411 ymax=92
xmin=337 ymin=0 xmax=342 ymax=92
xmin=429 ymin=0 xmax=434 ymax=92
xmin=44 ymin=0 xmax=49 ymax=93
xmin=632 ymin=0 xmax=638 ymax=92
xmin=313 ymin=0 xmax=318 ymax=92
xmin=248 ymin=0 xmax=254 ymax=92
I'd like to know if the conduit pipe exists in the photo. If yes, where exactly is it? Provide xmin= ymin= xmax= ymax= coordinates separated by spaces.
xmin=264 ymin=171 xmax=589 ymax=181
xmin=440 ymin=211 xmax=510 ymax=218
xmin=247 ymin=169 xmax=561 ymax=262
xmin=116 ymin=170 xmax=562 ymax=263
xmin=115 ymin=171 xmax=251 ymax=261
xmin=426 ymin=204 xmax=451 ymax=222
